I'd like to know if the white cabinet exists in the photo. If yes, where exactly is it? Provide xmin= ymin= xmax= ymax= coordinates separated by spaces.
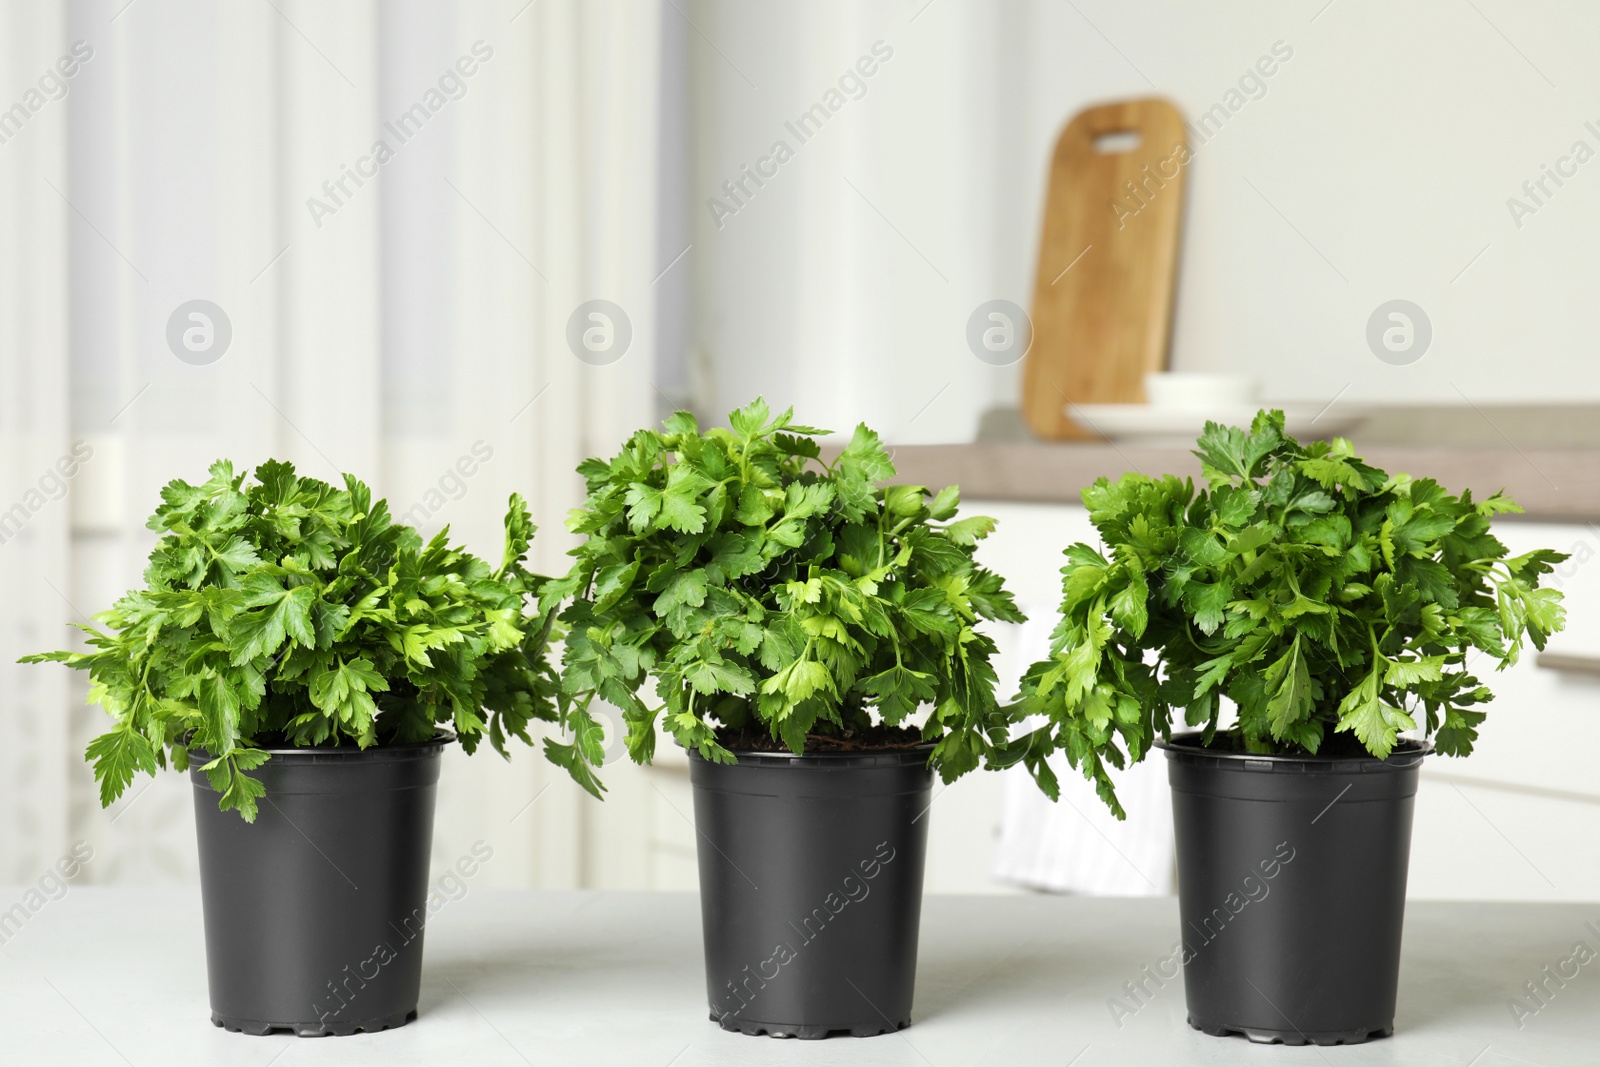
xmin=1409 ymin=520 xmax=1600 ymax=901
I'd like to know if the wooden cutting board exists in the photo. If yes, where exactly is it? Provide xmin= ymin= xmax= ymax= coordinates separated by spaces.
xmin=1021 ymin=98 xmax=1188 ymax=440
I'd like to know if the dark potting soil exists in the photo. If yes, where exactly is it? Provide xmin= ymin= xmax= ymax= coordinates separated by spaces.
xmin=1193 ymin=727 xmax=1396 ymax=760
xmin=716 ymin=722 xmax=927 ymax=754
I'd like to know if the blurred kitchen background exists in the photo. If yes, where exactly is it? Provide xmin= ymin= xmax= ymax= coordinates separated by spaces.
xmin=3 ymin=0 xmax=1599 ymax=901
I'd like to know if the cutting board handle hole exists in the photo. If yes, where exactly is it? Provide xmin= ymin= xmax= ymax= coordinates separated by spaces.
xmin=1093 ymin=130 xmax=1142 ymax=154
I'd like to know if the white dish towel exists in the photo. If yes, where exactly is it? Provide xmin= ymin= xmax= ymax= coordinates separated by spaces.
xmin=990 ymin=609 xmax=1175 ymax=896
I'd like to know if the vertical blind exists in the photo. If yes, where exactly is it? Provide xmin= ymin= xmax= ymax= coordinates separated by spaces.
xmin=0 ymin=0 xmax=661 ymax=887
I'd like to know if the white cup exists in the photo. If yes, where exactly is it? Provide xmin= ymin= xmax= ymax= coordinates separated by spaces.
xmin=1143 ymin=372 xmax=1260 ymax=410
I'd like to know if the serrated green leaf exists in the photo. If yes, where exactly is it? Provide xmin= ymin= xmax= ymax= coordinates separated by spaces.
xmin=943 ymin=515 xmax=997 ymax=546
xmin=684 ymin=657 xmax=756 ymax=695
xmin=1263 ymin=637 xmax=1313 ymax=737
xmin=1335 ymin=669 xmax=1415 ymax=759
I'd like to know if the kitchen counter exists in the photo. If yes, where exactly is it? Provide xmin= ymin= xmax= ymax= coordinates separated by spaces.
xmin=3 ymin=888 xmax=1596 ymax=1065
xmin=858 ymin=404 xmax=1600 ymax=521
xmin=878 ymin=441 xmax=1600 ymax=522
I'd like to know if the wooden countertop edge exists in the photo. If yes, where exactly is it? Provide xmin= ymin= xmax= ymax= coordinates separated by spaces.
xmin=847 ymin=443 xmax=1600 ymax=523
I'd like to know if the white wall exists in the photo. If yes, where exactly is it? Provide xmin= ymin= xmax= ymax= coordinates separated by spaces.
xmin=689 ymin=0 xmax=1600 ymax=443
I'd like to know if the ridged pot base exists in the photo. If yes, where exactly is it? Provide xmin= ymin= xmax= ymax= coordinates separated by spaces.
xmin=711 ymin=1011 xmax=908 ymax=1040
xmin=211 ymin=1008 xmax=417 ymax=1037
xmin=1188 ymin=1016 xmax=1393 ymax=1046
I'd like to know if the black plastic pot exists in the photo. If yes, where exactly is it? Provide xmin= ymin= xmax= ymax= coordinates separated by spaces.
xmin=189 ymin=732 xmax=450 ymax=1036
xmin=688 ymin=744 xmax=933 ymax=1039
xmin=1160 ymin=731 xmax=1429 ymax=1045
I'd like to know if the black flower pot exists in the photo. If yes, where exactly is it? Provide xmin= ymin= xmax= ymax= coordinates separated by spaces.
xmin=688 ymin=745 xmax=933 ymax=1039
xmin=1160 ymin=732 xmax=1428 ymax=1045
xmin=189 ymin=732 xmax=450 ymax=1036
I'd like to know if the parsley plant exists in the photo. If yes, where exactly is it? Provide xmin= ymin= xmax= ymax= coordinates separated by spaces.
xmin=543 ymin=399 xmax=1026 ymax=792
xmin=1002 ymin=411 xmax=1568 ymax=817
xmin=23 ymin=460 xmax=560 ymax=821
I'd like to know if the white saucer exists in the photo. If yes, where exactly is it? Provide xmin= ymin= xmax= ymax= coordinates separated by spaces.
xmin=1066 ymin=404 xmax=1368 ymax=446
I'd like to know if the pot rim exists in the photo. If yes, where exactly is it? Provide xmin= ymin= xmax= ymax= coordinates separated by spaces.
xmin=1156 ymin=730 xmax=1431 ymax=770
xmin=190 ymin=728 xmax=455 ymax=761
xmin=685 ymin=739 xmax=936 ymax=768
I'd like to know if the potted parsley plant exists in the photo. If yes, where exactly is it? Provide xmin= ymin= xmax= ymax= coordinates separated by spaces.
xmin=1002 ymin=411 xmax=1568 ymax=1044
xmin=547 ymin=399 xmax=1024 ymax=1039
xmin=23 ymin=460 xmax=561 ymax=1036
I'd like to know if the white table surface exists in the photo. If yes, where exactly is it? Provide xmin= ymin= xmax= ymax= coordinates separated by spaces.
xmin=1 ymin=888 xmax=1595 ymax=1066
